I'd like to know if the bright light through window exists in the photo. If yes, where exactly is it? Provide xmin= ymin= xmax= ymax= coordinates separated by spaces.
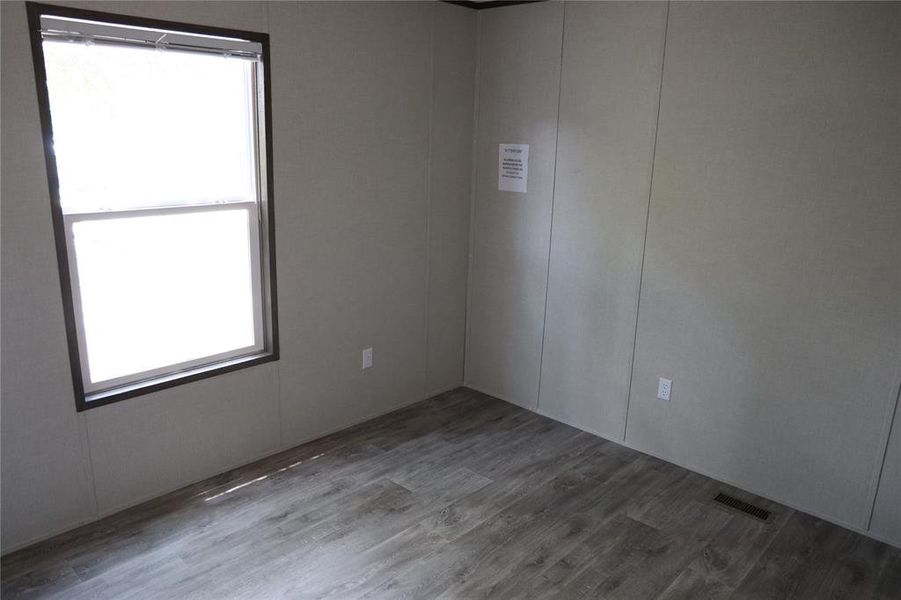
xmin=71 ymin=210 xmax=259 ymax=383
xmin=44 ymin=43 xmax=257 ymax=212
xmin=33 ymin=8 xmax=277 ymax=404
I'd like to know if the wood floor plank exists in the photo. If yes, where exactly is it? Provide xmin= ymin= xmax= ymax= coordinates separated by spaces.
xmin=730 ymin=511 xmax=867 ymax=600
xmin=360 ymin=444 xmax=624 ymax=598
xmin=656 ymin=565 xmax=734 ymax=600
xmin=2 ymin=387 xmax=898 ymax=600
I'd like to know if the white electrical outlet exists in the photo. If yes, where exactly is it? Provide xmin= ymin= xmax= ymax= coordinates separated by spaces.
xmin=657 ymin=377 xmax=672 ymax=401
xmin=362 ymin=347 xmax=373 ymax=370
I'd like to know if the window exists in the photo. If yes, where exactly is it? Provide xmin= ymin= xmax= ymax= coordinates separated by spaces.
xmin=27 ymin=3 xmax=278 ymax=410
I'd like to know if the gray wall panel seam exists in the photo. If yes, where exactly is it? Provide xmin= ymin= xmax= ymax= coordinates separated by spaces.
xmin=622 ymin=0 xmax=670 ymax=443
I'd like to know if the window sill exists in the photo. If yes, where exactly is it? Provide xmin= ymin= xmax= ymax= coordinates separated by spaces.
xmin=79 ymin=351 xmax=278 ymax=411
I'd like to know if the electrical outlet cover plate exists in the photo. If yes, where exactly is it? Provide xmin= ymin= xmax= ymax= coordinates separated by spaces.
xmin=362 ymin=347 xmax=373 ymax=370
xmin=657 ymin=377 xmax=672 ymax=401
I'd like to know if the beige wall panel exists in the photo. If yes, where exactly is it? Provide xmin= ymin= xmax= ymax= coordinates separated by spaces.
xmin=1 ymin=0 xmax=98 ymax=552
xmin=626 ymin=1 xmax=901 ymax=530
xmin=538 ymin=1 xmax=667 ymax=440
xmin=427 ymin=2 xmax=477 ymax=395
xmin=465 ymin=1 xmax=563 ymax=409
xmin=276 ymin=1 xmax=434 ymax=447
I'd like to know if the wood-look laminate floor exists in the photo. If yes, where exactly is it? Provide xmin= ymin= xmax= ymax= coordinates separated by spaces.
xmin=2 ymin=388 xmax=899 ymax=599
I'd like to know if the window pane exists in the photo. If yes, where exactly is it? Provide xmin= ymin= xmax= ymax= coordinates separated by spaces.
xmin=43 ymin=42 xmax=256 ymax=213
xmin=71 ymin=209 xmax=258 ymax=385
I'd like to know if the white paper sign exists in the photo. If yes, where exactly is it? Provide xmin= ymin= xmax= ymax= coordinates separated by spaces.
xmin=498 ymin=144 xmax=529 ymax=193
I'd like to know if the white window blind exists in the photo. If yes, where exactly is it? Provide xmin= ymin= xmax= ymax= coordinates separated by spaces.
xmin=40 ymin=15 xmax=262 ymax=58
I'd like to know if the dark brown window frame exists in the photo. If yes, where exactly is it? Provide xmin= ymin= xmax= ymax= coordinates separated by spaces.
xmin=25 ymin=2 xmax=280 ymax=412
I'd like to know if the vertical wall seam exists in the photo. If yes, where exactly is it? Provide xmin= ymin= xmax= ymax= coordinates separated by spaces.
xmin=535 ymin=0 xmax=567 ymax=412
xmin=622 ymin=0 xmax=670 ymax=443
xmin=424 ymin=2 xmax=436 ymax=398
xmin=865 ymin=350 xmax=901 ymax=530
xmin=79 ymin=413 xmax=100 ymax=518
xmin=462 ymin=10 xmax=482 ymax=388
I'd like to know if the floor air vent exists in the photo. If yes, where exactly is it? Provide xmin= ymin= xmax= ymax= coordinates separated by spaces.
xmin=713 ymin=493 xmax=770 ymax=522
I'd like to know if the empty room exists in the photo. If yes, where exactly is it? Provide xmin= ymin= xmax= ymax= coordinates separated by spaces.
xmin=1 ymin=0 xmax=899 ymax=598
